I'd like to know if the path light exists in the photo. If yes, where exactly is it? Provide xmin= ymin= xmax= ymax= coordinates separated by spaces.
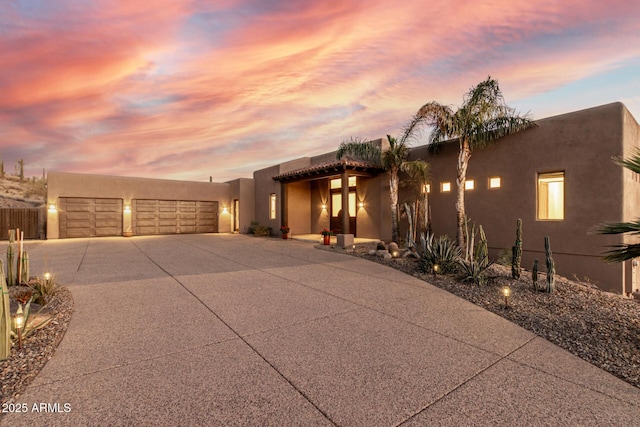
xmin=502 ymin=285 xmax=511 ymax=308
xmin=432 ymin=264 xmax=440 ymax=281
xmin=13 ymin=310 xmax=25 ymax=349
xmin=44 ymin=272 xmax=51 ymax=285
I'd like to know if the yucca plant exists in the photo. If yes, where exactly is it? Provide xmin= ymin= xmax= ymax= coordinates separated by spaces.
xmin=459 ymin=220 xmax=492 ymax=285
xmin=30 ymin=274 xmax=61 ymax=306
xmin=11 ymin=292 xmax=52 ymax=345
xmin=408 ymin=232 xmax=461 ymax=274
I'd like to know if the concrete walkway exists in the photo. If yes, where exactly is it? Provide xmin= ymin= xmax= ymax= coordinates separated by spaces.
xmin=2 ymin=234 xmax=639 ymax=426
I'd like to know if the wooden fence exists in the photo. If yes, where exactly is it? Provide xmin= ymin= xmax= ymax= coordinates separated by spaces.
xmin=0 ymin=208 xmax=45 ymax=240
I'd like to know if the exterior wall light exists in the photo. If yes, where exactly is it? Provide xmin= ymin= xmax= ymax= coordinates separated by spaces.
xmin=48 ymin=204 xmax=57 ymax=213
xmin=124 ymin=205 xmax=131 ymax=213
xmin=222 ymin=207 xmax=229 ymax=214
xmin=321 ymin=204 xmax=327 ymax=210
xmin=358 ymin=202 xmax=365 ymax=208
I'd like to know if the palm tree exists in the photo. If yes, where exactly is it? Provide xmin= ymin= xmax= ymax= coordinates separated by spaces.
xmin=336 ymin=135 xmax=409 ymax=243
xmin=597 ymin=149 xmax=640 ymax=261
xmin=412 ymin=76 xmax=534 ymax=249
xmin=401 ymin=159 xmax=431 ymax=238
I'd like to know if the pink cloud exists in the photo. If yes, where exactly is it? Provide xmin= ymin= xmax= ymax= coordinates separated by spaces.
xmin=1 ymin=0 xmax=639 ymax=181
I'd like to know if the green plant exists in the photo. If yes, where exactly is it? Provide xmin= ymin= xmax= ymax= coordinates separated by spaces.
xmin=321 ymin=228 xmax=333 ymax=237
xmin=459 ymin=219 xmax=492 ymax=285
xmin=29 ymin=275 xmax=60 ymax=306
xmin=596 ymin=149 xmax=640 ymax=261
xmin=253 ymin=225 xmax=271 ymax=237
xmin=512 ymin=218 xmax=522 ymax=279
xmin=11 ymin=293 xmax=52 ymax=345
xmin=0 ymin=260 xmax=10 ymax=360
xmin=20 ymin=250 xmax=29 ymax=285
xmin=545 ymin=236 xmax=555 ymax=293
xmin=248 ymin=221 xmax=259 ymax=234
xmin=409 ymin=233 xmax=461 ymax=274
xmin=532 ymin=259 xmax=539 ymax=291
xmin=6 ymin=240 xmax=15 ymax=286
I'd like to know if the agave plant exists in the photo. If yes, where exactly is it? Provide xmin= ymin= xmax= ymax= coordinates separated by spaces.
xmin=408 ymin=232 xmax=461 ymax=274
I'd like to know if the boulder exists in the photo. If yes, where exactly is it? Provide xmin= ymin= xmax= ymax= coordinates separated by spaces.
xmin=387 ymin=242 xmax=399 ymax=253
xmin=376 ymin=241 xmax=386 ymax=250
xmin=383 ymin=252 xmax=393 ymax=260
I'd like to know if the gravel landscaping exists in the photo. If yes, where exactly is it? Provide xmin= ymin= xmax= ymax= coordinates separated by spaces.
xmin=318 ymin=241 xmax=640 ymax=389
xmin=1 ymin=286 xmax=74 ymax=405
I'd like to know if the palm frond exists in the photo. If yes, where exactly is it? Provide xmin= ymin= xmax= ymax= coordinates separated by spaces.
xmin=596 ymin=220 xmax=640 ymax=235
xmin=613 ymin=148 xmax=640 ymax=174
xmin=602 ymin=243 xmax=640 ymax=262
xmin=336 ymin=138 xmax=382 ymax=165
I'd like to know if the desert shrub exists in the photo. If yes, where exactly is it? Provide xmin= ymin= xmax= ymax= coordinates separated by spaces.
xmin=253 ymin=225 xmax=272 ymax=237
xmin=409 ymin=233 xmax=461 ymax=274
xmin=29 ymin=275 xmax=60 ymax=306
xmin=247 ymin=221 xmax=259 ymax=234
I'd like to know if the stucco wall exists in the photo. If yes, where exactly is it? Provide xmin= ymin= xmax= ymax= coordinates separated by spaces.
xmin=405 ymin=102 xmax=633 ymax=293
xmin=47 ymin=172 xmax=231 ymax=239
xmin=253 ymin=165 xmax=281 ymax=235
xmin=227 ymin=178 xmax=255 ymax=234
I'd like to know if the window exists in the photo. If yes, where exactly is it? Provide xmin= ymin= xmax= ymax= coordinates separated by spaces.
xmin=465 ymin=180 xmax=475 ymax=190
xmin=537 ymin=172 xmax=564 ymax=220
xmin=330 ymin=176 xmax=356 ymax=189
xmin=269 ymin=193 xmax=276 ymax=219
xmin=489 ymin=177 xmax=501 ymax=189
xmin=441 ymin=182 xmax=451 ymax=192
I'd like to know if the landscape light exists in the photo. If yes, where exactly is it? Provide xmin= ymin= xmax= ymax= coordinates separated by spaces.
xmin=13 ymin=311 xmax=25 ymax=349
xmin=432 ymin=264 xmax=440 ymax=281
xmin=502 ymin=285 xmax=511 ymax=308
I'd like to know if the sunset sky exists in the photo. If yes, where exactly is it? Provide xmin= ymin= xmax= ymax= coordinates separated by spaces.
xmin=1 ymin=0 xmax=639 ymax=182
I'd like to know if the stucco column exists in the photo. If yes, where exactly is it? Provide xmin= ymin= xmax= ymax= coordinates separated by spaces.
xmin=341 ymin=169 xmax=349 ymax=234
xmin=280 ymin=182 xmax=288 ymax=228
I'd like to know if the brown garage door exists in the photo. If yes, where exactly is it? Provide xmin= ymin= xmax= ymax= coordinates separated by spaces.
xmin=133 ymin=200 xmax=217 ymax=235
xmin=59 ymin=198 xmax=123 ymax=238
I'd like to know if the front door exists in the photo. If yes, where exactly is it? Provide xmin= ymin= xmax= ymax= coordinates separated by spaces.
xmin=330 ymin=191 xmax=356 ymax=236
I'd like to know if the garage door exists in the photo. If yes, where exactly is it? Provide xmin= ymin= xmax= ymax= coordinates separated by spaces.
xmin=133 ymin=200 xmax=217 ymax=235
xmin=59 ymin=198 xmax=123 ymax=238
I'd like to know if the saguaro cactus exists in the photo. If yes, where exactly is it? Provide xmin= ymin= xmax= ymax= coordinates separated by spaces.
xmin=0 ymin=260 xmax=10 ymax=360
xmin=532 ymin=259 xmax=539 ymax=291
xmin=20 ymin=251 xmax=29 ymax=285
xmin=545 ymin=236 xmax=555 ymax=293
xmin=18 ymin=159 xmax=24 ymax=183
xmin=6 ymin=244 xmax=14 ymax=287
xmin=512 ymin=218 xmax=523 ymax=279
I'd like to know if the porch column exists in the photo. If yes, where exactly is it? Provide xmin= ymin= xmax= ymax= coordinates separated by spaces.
xmin=341 ymin=169 xmax=349 ymax=234
xmin=280 ymin=182 xmax=288 ymax=228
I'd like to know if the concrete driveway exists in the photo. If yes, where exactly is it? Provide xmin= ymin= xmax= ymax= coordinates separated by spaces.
xmin=2 ymin=234 xmax=639 ymax=426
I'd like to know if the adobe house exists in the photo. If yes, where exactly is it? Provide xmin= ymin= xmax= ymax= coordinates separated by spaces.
xmin=45 ymin=102 xmax=639 ymax=295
